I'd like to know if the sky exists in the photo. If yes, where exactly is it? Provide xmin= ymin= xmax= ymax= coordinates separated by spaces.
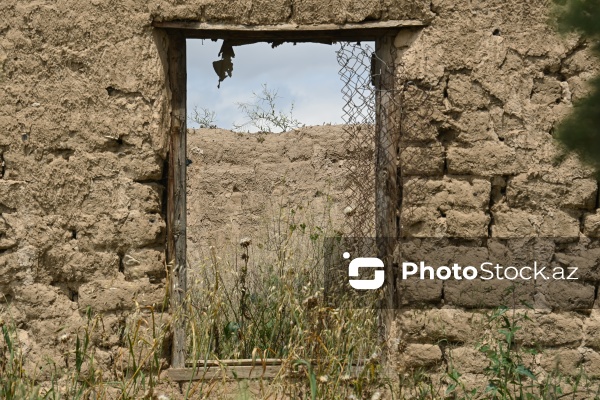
xmin=186 ymin=39 xmax=357 ymax=131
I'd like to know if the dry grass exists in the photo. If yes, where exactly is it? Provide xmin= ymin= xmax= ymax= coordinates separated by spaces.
xmin=3 ymin=199 xmax=600 ymax=399
xmin=183 ymin=198 xmax=385 ymax=399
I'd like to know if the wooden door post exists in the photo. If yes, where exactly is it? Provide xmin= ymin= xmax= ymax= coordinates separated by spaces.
xmin=374 ymin=34 xmax=399 ymax=310
xmin=167 ymin=31 xmax=188 ymax=369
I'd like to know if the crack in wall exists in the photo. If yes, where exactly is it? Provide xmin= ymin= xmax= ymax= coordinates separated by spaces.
xmin=0 ymin=151 xmax=5 ymax=179
xmin=429 ymin=0 xmax=438 ymax=17
xmin=488 ymin=176 xmax=508 ymax=237
xmin=105 ymin=86 xmax=152 ymax=105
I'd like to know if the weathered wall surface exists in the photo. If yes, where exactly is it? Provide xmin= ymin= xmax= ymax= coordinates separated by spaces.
xmin=186 ymin=126 xmax=348 ymax=266
xmin=1 ymin=0 xmax=599 ymax=385
xmin=0 ymin=0 xmax=430 ymax=376
xmin=390 ymin=0 xmax=600 ymax=385
xmin=0 ymin=2 xmax=172 ymax=376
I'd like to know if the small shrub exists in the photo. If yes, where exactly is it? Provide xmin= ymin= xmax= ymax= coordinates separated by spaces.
xmin=233 ymin=84 xmax=304 ymax=133
xmin=189 ymin=106 xmax=218 ymax=129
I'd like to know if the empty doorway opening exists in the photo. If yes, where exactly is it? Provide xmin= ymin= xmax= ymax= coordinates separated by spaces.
xmin=185 ymin=37 xmax=380 ymax=365
xmin=155 ymin=21 xmax=422 ymax=379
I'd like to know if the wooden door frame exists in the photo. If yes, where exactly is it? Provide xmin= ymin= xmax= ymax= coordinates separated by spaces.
xmin=154 ymin=19 xmax=423 ymax=372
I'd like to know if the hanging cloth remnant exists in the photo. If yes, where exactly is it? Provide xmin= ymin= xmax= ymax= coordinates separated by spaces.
xmin=213 ymin=40 xmax=235 ymax=88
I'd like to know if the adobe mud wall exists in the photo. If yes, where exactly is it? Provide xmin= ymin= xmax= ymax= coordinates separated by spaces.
xmin=186 ymin=126 xmax=349 ymax=267
xmin=0 ymin=0 xmax=432 ymax=377
xmin=389 ymin=0 xmax=600 ymax=385
xmin=1 ymin=0 xmax=599 ymax=385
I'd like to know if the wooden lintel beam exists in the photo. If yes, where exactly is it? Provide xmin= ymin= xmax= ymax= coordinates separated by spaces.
xmin=152 ymin=20 xmax=425 ymax=41
xmin=153 ymin=20 xmax=424 ymax=31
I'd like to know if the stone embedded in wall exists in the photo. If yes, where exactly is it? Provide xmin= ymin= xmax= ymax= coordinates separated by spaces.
xmin=446 ymin=373 xmax=488 ymax=395
xmin=399 ymin=344 xmax=443 ymax=370
xmin=0 ymin=216 xmax=16 ymax=251
xmin=400 ymin=144 xmax=445 ymax=176
xmin=75 ymin=214 xmax=122 ymax=252
xmin=402 ymin=177 xmax=491 ymax=237
xmin=11 ymin=283 xmax=78 ymax=321
xmin=444 ymin=278 xmax=534 ymax=309
xmin=380 ymin=0 xmax=432 ymax=21
xmin=562 ymin=47 xmax=597 ymax=80
xmin=78 ymin=278 xmax=166 ymax=313
xmin=404 ymin=177 xmax=491 ymax=211
xmin=400 ymin=86 xmax=445 ymax=143
xmin=397 ymin=277 xmax=443 ymax=306
xmin=507 ymin=174 xmax=597 ymax=210
xmin=288 ymin=0 xmax=348 ymax=24
xmin=448 ymin=346 xmax=489 ymax=375
xmin=119 ymin=210 xmax=166 ymax=248
xmin=452 ymin=111 xmax=498 ymax=143
xmin=531 ymin=77 xmax=563 ymax=106
xmin=90 ymin=181 xmax=163 ymax=215
xmin=401 ymin=206 xmax=446 ymax=237
xmin=401 ymin=117 xmax=440 ymax=142
xmin=518 ymin=313 xmax=583 ymax=348
xmin=202 ymin=0 xmax=301 ymax=25
xmin=401 ymin=196 xmax=492 ymax=237
xmin=73 ymin=211 xmax=164 ymax=254
xmin=584 ymin=211 xmax=600 ymax=237
xmin=394 ymin=28 xmax=422 ymax=50
xmin=491 ymin=208 xmax=580 ymax=238
xmin=398 ymin=240 xmax=490 ymax=268
xmin=583 ymin=349 xmax=600 ymax=379
xmin=342 ymin=0 xmax=383 ymax=23
xmin=539 ymin=348 xmax=584 ymax=376
xmin=584 ymin=312 xmax=600 ymax=352
xmin=45 ymin=247 xmax=121 ymax=283
xmin=121 ymin=153 xmax=164 ymax=182
xmin=447 ymin=142 xmax=524 ymax=176
xmin=397 ymin=308 xmax=485 ymax=344
xmin=204 ymin=0 xmax=252 ymax=23
xmin=0 ymin=254 xmax=22 ymax=294
xmin=0 ymin=181 xmax=25 ymax=211
xmin=445 ymin=210 xmax=490 ymax=238
xmin=446 ymin=73 xmax=490 ymax=111
xmin=554 ymin=249 xmax=600 ymax=282
xmin=122 ymin=248 xmax=165 ymax=281
xmin=534 ymin=280 xmax=596 ymax=310
xmin=9 ymin=329 xmax=44 ymax=377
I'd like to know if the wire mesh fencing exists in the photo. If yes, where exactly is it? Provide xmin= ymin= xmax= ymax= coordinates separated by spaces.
xmin=336 ymin=40 xmax=435 ymax=244
xmin=337 ymin=42 xmax=377 ymax=239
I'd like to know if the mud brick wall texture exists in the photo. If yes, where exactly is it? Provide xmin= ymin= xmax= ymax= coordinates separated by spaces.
xmin=390 ymin=0 xmax=600 ymax=384
xmin=186 ymin=126 xmax=349 ymax=265
xmin=0 ymin=0 xmax=599 ymax=380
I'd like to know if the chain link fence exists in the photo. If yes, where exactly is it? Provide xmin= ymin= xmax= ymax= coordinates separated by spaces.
xmin=336 ymin=40 xmax=434 ymax=242
xmin=337 ymin=42 xmax=377 ymax=238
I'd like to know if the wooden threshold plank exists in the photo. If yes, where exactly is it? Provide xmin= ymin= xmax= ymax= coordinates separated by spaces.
xmin=168 ymin=365 xmax=282 ymax=381
xmin=168 ymin=360 xmax=367 ymax=382
xmin=185 ymin=358 xmax=284 ymax=367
